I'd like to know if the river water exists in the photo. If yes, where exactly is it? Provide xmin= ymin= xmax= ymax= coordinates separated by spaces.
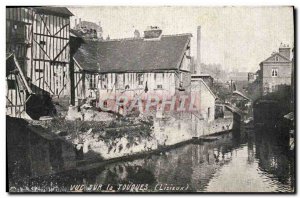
xmin=8 ymin=124 xmax=295 ymax=193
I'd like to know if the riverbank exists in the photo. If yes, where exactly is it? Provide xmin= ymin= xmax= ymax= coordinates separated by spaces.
xmin=7 ymin=111 xmax=234 ymax=163
xmin=9 ymin=125 xmax=294 ymax=193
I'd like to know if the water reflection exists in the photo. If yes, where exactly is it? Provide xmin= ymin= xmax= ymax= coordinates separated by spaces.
xmin=8 ymin=122 xmax=294 ymax=192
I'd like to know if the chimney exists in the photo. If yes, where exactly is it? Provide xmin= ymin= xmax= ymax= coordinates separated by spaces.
xmin=134 ymin=29 xmax=140 ymax=39
xmin=196 ymin=26 xmax=201 ymax=74
xmin=74 ymin=18 xmax=77 ymax=29
xmin=279 ymin=43 xmax=291 ymax=60
xmin=79 ymin=18 xmax=82 ymax=27
xmin=144 ymin=26 xmax=162 ymax=39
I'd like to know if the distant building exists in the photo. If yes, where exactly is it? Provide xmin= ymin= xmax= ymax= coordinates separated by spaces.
xmin=228 ymin=71 xmax=248 ymax=82
xmin=73 ymin=19 xmax=103 ymax=40
xmin=230 ymin=90 xmax=251 ymax=113
xmin=191 ymin=78 xmax=216 ymax=122
xmin=248 ymin=72 xmax=258 ymax=83
xmin=258 ymin=44 xmax=293 ymax=95
xmin=191 ymin=74 xmax=214 ymax=87
xmin=73 ymin=27 xmax=192 ymax=110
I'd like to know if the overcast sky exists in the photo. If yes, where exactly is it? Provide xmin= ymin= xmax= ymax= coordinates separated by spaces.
xmin=67 ymin=6 xmax=294 ymax=72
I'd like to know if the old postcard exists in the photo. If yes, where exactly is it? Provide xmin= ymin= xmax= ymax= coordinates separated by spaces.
xmin=6 ymin=6 xmax=295 ymax=193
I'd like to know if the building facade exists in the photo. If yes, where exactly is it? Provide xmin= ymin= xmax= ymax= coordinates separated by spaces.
xmin=6 ymin=7 xmax=73 ymax=118
xmin=259 ymin=44 xmax=292 ymax=95
xmin=73 ymin=28 xmax=193 ymax=112
xmin=191 ymin=78 xmax=216 ymax=122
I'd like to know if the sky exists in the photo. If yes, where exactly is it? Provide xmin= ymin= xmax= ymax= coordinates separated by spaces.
xmin=67 ymin=6 xmax=294 ymax=72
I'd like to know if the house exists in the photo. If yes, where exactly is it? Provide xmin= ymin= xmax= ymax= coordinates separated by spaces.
xmin=6 ymin=6 xmax=73 ymax=117
xmin=191 ymin=77 xmax=216 ymax=122
xmin=258 ymin=44 xmax=293 ymax=95
xmin=230 ymin=90 xmax=252 ymax=113
xmin=72 ymin=27 xmax=192 ymax=111
xmin=73 ymin=19 xmax=103 ymax=40
xmin=191 ymin=73 xmax=214 ymax=87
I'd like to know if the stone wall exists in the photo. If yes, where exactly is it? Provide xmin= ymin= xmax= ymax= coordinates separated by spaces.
xmin=78 ymin=114 xmax=233 ymax=161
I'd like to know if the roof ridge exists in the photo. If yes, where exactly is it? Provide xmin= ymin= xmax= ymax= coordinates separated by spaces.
xmin=261 ymin=51 xmax=291 ymax=63
xmin=199 ymin=79 xmax=217 ymax=99
xmin=75 ymin=32 xmax=191 ymax=73
xmin=91 ymin=33 xmax=192 ymax=42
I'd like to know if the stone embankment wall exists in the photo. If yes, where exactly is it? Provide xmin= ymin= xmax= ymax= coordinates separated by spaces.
xmin=71 ymin=114 xmax=233 ymax=161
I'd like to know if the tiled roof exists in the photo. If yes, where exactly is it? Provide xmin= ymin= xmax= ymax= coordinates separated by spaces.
xmin=74 ymin=34 xmax=191 ymax=73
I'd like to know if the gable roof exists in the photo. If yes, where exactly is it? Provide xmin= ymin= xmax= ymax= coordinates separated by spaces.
xmin=74 ymin=34 xmax=191 ymax=73
xmin=232 ymin=90 xmax=251 ymax=101
xmin=34 ymin=7 xmax=74 ymax=17
xmin=200 ymin=79 xmax=217 ymax=99
xmin=261 ymin=52 xmax=291 ymax=64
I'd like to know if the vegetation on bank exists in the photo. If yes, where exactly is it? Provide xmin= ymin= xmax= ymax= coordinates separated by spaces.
xmin=41 ymin=116 xmax=154 ymax=145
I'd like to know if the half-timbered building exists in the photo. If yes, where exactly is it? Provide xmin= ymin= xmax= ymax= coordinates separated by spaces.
xmin=73 ymin=28 xmax=192 ymax=109
xmin=6 ymin=6 xmax=73 ymax=118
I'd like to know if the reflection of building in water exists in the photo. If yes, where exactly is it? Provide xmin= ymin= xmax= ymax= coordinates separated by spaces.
xmin=255 ymin=131 xmax=294 ymax=191
xmin=247 ymin=133 xmax=255 ymax=164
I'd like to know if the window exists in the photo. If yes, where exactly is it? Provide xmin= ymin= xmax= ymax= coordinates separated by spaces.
xmin=275 ymin=56 xmax=279 ymax=62
xmin=271 ymin=68 xmax=278 ymax=77
xmin=12 ymin=23 xmax=26 ymax=42
xmin=116 ymin=74 xmax=124 ymax=89
xmin=7 ymin=79 xmax=16 ymax=90
xmin=137 ymin=73 xmax=144 ymax=85
xmin=39 ymin=40 xmax=46 ymax=45
xmin=156 ymin=73 xmax=163 ymax=89
xmin=89 ymin=75 xmax=97 ymax=89
xmin=208 ymin=107 xmax=211 ymax=119
xmin=101 ymin=74 xmax=107 ymax=89
xmin=35 ymin=69 xmax=44 ymax=73
xmin=179 ymin=73 xmax=184 ymax=88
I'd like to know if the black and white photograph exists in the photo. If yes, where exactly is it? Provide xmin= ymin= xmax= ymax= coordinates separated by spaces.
xmin=5 ymin=5 xmax=295 ymax=193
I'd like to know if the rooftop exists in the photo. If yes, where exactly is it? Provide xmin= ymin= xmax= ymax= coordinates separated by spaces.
xmin=74 ymin=34 xmax=192 ymax=73
xmin=34 ymin=7 xmax=74 ymax=17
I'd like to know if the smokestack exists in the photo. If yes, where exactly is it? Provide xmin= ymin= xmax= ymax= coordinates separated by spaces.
xmin=79 ymin=18 xmax=82 ymax=27
xmin=75 ymin=19 xmax=77 ymax=29
xmin=196 ymin=26 xmax=201 ymax=74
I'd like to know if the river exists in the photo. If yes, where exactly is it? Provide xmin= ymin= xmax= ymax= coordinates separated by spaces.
xmin=8 ymin=122 xmax=295 ymax=193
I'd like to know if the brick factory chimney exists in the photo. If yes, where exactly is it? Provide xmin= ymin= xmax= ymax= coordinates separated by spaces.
xmin=196 ymin=26 xmax=201 ymax=74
